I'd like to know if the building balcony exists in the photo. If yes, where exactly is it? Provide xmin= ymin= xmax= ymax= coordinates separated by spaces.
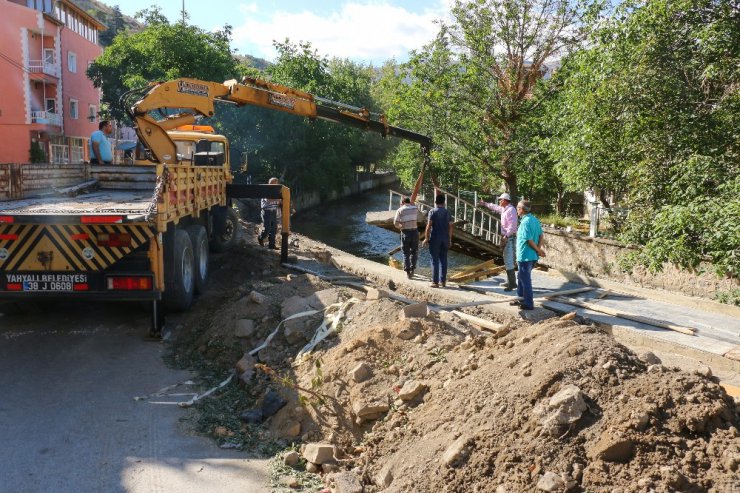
xmin=31 ymin=110 xmax=62 ymax=126
xmin=27 ymin=60 xmax=60 ymax=78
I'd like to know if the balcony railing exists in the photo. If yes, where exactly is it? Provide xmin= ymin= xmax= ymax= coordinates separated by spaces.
xmin=31 ymin=111 xmax=62 ymax=126
xmin=27 ymin=60 xmax=60 ymax=78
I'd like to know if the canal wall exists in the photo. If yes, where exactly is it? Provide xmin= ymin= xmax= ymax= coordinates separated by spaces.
xmin=542 ymin=226 xmax=737 ymax=301
xmin=291 ymin=172 xmax=398 ymax=211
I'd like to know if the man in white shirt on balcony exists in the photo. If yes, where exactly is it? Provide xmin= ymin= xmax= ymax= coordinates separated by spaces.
xmin=89 ymin=120 xmax=113 ymax=165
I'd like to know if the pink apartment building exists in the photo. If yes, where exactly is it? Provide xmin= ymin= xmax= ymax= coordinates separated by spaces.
xmin=0 ymin=0 xmax=105 ymax=164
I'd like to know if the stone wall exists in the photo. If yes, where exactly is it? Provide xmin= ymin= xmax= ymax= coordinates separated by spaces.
xmin=292 ymin=172 xmax=397 ymax=211
xmin=541 ymin=227 xmax=737 ymax=300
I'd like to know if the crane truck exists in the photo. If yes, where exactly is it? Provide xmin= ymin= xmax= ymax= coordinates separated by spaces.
xmin=0 ymin=76 xmax=431 ymax=335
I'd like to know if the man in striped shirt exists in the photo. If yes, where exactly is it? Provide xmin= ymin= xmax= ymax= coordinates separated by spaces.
xmin=479 ymin=192 xmax=518 ymax=291
xmin=258 ymin=177 xmax=281 ymax=249
xmin=393 ymin=196 xmax=420 ymax=279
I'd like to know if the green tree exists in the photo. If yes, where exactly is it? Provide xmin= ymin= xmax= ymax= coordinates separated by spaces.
xmin=378 ymin=0 xmax=601 ymax=199
xmin=87 ymin=6 xmax=237 ymax=121
xmin=549 ymin=0 xmax=739 ymax=276
xmin=98 ymin=5 xmax=126 ymax=47
xmin=215 ymin=41 xmax=395 ymax=194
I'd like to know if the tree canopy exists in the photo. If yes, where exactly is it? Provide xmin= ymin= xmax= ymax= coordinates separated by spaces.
xmin=87 ymin=7 xmax=237 ymax=121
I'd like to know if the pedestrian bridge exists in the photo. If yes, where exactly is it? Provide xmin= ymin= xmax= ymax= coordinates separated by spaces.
xmin=365 ymin=188 xmax=505 ymax=258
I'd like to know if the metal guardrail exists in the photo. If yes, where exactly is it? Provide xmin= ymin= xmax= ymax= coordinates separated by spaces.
xmin=31 ymin=111 xmax=62 ymax=126
xmin=27 ymin=60 xmax=59 ymax=78
xmin=388 ymin=188 xmax=504 ymax=247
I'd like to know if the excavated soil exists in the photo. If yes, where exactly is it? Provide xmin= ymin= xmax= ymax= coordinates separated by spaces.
xmin=174 ymin=223 xmax=740 ymax=493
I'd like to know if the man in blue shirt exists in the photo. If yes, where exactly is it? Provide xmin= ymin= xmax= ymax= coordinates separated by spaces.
xmin=89 ymin=120 xmax=113 ymax=164
xmin=513 ymin=200 xmax=545 ymax=310
xmin=423 ymin=194 xmax=453 ymax=288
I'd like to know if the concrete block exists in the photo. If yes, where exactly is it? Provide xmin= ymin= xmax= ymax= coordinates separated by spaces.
xmin=400 ymin=302 xmax=429 ymax=319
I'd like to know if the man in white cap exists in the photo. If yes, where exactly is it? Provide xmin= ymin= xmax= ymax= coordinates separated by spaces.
xmin=479 ymin=192 xmax=518 ymax=290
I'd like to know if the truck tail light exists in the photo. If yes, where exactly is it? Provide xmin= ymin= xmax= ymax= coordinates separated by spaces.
xmin=97 ymin=233 xmax=131 ymax=247
xmin=70 ymin=233 xmax=90 ymax=241
xmin=73 ymin=283 xmax=89 ymax=291
xmin=0 ymin=216 xmax=14 ymax=224
xmin=0 ymin=234 xmax=18 ymax=240
xmin=81 ymin=215 xmax=123 ymax=224
xmin=6 ymin=283 xmax=22 ymax=291
xmin=107 ymin=276 xmax=152 ymax=291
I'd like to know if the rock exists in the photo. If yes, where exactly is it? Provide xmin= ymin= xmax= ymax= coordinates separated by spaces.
xmin=281 ymin=295 xmax=313 ymax=319
xmin=375 ymin=465 xmax=393 ymax=487
xmin=588 ymin=430 xmax=634 ymax=462
xmin=400 ymin=302 xmax=429 ymax=320
xmin=261 ymin=390 xmax=288 ymax=418
xmin=283 ymin=450 xmax=300 ymax=467
xmin=284 ymin=318 xmax=312 ymax=344
xmin=648 ymin=364 xmax=665 ymax=373
xmin=305 ymin=289 xmax=342 ymax=310
xmin=248 ymin=290 xmax=268 ymax=304
xmin=306 ymin=462 xmax=320 ymax=473
xmin=323 ymin=462 xmax=339 ymax=474
xmin=234 ymin=319 xmax=256 ymax=338
xmin=721 ymin=448 xmax=739 ymax=472
xmin=537 ymin=471 xmax=565 ymax=491
xmin=442 ymin=435 xmax=471 ymax=467
xmin=303 ymin=443 xmax=336 ymax=465
xmin=537 ymin=384 xmax=588 ymax=436
xmin=281 ymin=420 xmax=301 ymax=438
xmin=235 ymin=353 xmax=256 ymax=377
xmin=353 ymin=399 xmax=389 ymax=419
xmin=240 ymin=408 xmax=263 ymax=424
xmin=696 ymin=365 xmax=713 ymax=378
xmin=399 ymin=380 xmax=427 ymax=401
xmin=639 ymin=351 xmax=661 ymax=365
xmin=394 ymin=320 xmax=421 ymax=340
xmin=286 ymin=476 xmax=299 ymax=488
xmin=365 ymin=288 xmax=388 ymax=300
xmin=350 ymin=362 xmax=373 ymax=383
xmin=560 ymin=311 xmax=577 ymax=321
xmin=333 ymin=471 xmax=363 ymax=493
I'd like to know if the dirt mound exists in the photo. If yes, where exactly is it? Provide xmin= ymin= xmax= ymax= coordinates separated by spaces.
xmin=276 ymin=307 xmax=739 ymax=492
xmin=172 ymin=227 xmax=739 ymax=492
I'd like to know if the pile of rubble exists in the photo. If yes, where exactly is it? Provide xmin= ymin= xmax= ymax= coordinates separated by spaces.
xmin=176 ymin=233 xmax=740 ymax=492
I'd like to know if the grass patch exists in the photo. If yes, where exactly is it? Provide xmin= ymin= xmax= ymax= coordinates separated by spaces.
xmin=538 ymin=214 xmax=582 ymax=229
xmin=268 ymin=448 xmax=325 ymax=492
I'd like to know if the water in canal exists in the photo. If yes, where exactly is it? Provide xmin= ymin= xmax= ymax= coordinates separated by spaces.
xmin=292 ymin=188 xmax=482 ymax=277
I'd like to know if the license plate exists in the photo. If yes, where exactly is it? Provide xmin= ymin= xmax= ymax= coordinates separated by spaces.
xmin=17 ymin=274 xmax=88 ymax=292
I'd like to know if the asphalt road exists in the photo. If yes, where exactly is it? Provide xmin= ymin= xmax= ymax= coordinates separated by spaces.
xmin=0 ymin=301 xmax=269 ymax=493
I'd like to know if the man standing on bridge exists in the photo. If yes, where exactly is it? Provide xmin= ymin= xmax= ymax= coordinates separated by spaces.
xmin=394 ymin=196 xmax=420 ymax=279
xmin=479 ymin=193 xmax=518 ymax=291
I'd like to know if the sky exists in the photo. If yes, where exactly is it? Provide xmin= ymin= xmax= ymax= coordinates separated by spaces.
xmin=113 ymin=0 xmax=454 ymax=66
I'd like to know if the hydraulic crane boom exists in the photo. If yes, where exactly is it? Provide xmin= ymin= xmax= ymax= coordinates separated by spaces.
xmin=125 ymin=77 xmax=431 ymax=166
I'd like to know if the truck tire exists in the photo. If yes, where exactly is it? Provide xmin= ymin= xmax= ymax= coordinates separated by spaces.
xmin=164 ymin=229 xmax=195 ymax=312
xmin=186 ymin=224 xmax=209 ymax=294
xmin=210 ymin=206 xmax=239 ymax=253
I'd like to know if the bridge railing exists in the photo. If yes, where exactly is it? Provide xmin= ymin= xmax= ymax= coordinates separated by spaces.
xmin=388 ymin=188 xmax=503 ymax=247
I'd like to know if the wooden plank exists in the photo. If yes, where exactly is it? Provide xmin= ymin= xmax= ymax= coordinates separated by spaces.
xmin=450 ymin=310 xmax=503 ymax=332
xmin=450 ymin=266 xmax=506 ymax=283
xmin=450 ymin=259 xmax=498 ymax=278
xmin=538 ymin=287 xmax=597 ymax=299
xmin=552 ymin=296 xmax=696 ymax=336
xmin=387 ymin=245 xmax=403 ymax=256
xmin=437 ymin=298 xmax=519 ymax=311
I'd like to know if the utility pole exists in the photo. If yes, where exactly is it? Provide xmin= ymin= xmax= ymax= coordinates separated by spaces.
xmin=181 ymin=0 xmax=185 ymax=23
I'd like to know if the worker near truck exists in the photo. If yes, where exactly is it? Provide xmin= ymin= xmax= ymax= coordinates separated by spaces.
xmin=512 ymin=200 xmax=545 ymax=310
xmin=423 ymin=194 xmax=454 ymax=288
xmin=258 ymin=177 xmax=281 ymax=249
xmin=478 ymin=193 xmax=518 ymax=291
xmin=393 ymin=196 xmax=420 ymax=279
xmin=89 ymin=120 xmax=113 ymax=165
